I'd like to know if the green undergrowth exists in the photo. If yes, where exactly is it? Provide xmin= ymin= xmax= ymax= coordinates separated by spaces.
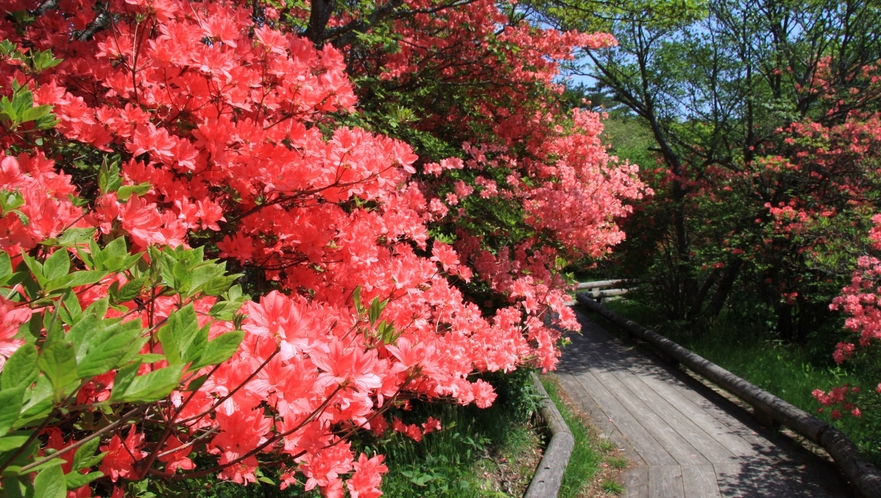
xmin=592 ymin=299 xmax=881 ymax=468
xmin=539 ymin=374 xmax=625 ymax=497
xmin=358 ymin=369 xmax=544 ymax=497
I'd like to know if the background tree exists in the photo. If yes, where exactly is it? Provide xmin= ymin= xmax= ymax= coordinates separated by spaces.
xmin=0 ymin=0 xmax=644 ymax=496
xmin=534 ymin=0 xmax=881 ymax=342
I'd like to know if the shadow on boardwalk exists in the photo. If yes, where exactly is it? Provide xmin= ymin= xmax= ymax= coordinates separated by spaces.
xmin=554 ymin=308 xmax=853 ymax=497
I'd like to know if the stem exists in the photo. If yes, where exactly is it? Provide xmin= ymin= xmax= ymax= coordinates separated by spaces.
xmin=175 ymin=346 xmax=279 ymax=425
xmin=136 ymin=362 xmax=224 ymax=480
xmin=16 ymin=405 xmax=149 ymax=474
xmin=168 ymin=384 xmax=346 ymax=480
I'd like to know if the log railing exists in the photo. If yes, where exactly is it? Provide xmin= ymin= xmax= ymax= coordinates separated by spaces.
xmin=576 ymin=293 xmax=881 ymax=498
xmin=524 ymin=373 xmax=574 ymax=498
xmin=576 ymin=279 xmax=637 ymax=301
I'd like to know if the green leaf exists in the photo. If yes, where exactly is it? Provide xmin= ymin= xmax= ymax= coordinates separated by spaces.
xmin=36 ymin=341 xmax=78 ymax=402
xmin=2 ymin=194 xmax=24 ymax=217
xmin=33 ymin=464 xmax=66 ymax=498
xmin=112 ymin=277 xmax=146 ymax=303
xmin=19 ymin=251 xmax=45 ymax=289
xmin=171 ymin=260 xmax=193 ymax=294
xmin=368 ymin=297 xmax=387 ymax=326
xmin=109 ymin=361 xmax=141 ymax=403
xmin=65 ymin=471 xmax=103 ymax=490
xmin=225 ymin=284 xmax=244 ymax=302
xmin=353 ymin=286 xmax=364 ymax=315
xmin=208 ymin=300 xmax=244 ymax=321
xmin=157 ymin=304 xmax=202 ymax=366
xmin=72 ymin=437 xmax=104 ymax=471
xmin=0 ymin=434 xmax=32 ymax=452
xmin=185 ymin=374 xmax=209 ymax=392
xmin=24 ymin=457 xmax=65 ymax=475
xmin=201 ymin=274 xmax=239 ymax=297
xmin=114 ymin=365 xmax=185 ymax=403
xmin=61 ymin=288 xmax=82 ymax=324
xmin=97 ymin=159 xmax=121 ymax=195
xmin=2 ymin=344 xmax=38 ymax=390
xmin=137 ymin=353 xmax=165 ymax=363
xmin=0 ymin=476 xmax=29 ymax=498
xmin=77 ymin=319 xmax=146 ymax=378
xmin=83 ymin=297 xmax=109 ymax=320
xmin=19 ymin=376 xmax=54 ymax=424
xmin=189 ymin=331 xmax=244 ymax=371
xmin=116 ymin=183 xmax=152 ymax=201
xmin=0 ymin=251 xmax=12 ymax=283
xmin=42 ymin=250 xmax=70 ymax=282
xmin=30 ymin=49 xmax=62 ymax=73
xmin=0 ymin=387 xmax=24 ymax=437
xmin=44 ymin=270 xmax=108 ymax=294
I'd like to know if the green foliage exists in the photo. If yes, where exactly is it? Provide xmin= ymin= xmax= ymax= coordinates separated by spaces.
xmin=0 ymin=233 xmax=246 ymax=496
xmin=0 ymin=43 xmax=60 ymax=135
xmin=556 ymin=0 xmax=881 ymax=343
xmin=359 ymin=371 xmax=541 ymax=497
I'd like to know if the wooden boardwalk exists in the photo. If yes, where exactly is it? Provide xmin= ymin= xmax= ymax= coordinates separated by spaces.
xmin=555 ymin=308 xmax=853 ymax=497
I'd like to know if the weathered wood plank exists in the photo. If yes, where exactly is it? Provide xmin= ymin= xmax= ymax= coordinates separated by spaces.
xmin=623 ymin=466 xmax=649 ymax=498
xmin=553 ymin=371 xmax=647 ymax=467
xmin=715 ymin=463 xmax=759 ymax=497
xmin=556 ymin=358 xmax=678 ymax=466
xmin=681 ymin=464 xmax=721 ymax=498
xmin=574 ymin=325 xmax=739 ymax=464
xmin=576 ymin=294 xmax=881 ymax=497
xmin=557 ymin=308 xmax=851 ymax=497
xmin=648 ymin=465 xmax=685 ymax=498
xmin=576 ymin=279 xmax=634 ymax=289
xmin=568 ymin=334 xmax=712 ymax=466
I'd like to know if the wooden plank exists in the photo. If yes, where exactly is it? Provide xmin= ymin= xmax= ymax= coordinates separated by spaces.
xmin=741 ymin=459 xmax=798 ymax=497
xmin=573 ymin=326 xmax=739 ymax=464
xmin=576 ymin=279 xmax=633 ymax=289
xmin=570 ymin=336 xmax=711 ymax=466
xmin=555 ymin=360 xmax=677 ymax=466
xmin=553 ymin=371 xmax=647 ymax=466
xmin=681 ymin=465 xmax=721 ymax=498
xmin=560 ymin=310 xmax=853 ymax=497
xmin=623 ymin=466 xmax=648 ymax=498
xmin=576 ymin=295 xmax=881 ymax=497
xmin=714 ymin=463 xmax=759 ymax=498
xmin=580 ymin=322 xmax=844 ymax=496
xmin=648 ymin=465 xmax=684 ymax=498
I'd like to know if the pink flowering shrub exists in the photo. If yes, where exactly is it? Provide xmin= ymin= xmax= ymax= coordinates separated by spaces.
xmin=814 ymin=215 xmax=881 ymax=419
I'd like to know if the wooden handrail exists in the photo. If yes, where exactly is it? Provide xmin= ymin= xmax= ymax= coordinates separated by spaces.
xmin=575 ymin=293 xmax=881 ymax=498
xmin=575 ymin=279 xmax=636 ymax=290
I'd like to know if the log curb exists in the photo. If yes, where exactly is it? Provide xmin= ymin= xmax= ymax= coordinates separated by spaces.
xmin=576 ymin=292 xmax=881 ymax=498
xmin=524 ymin=372 xmax=574 ymax=498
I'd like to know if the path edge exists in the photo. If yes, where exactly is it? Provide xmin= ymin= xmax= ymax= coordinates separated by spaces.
xmin=525 ymin=372 xmax=574 ymax=498
xmin=576 ymin=293 xmax=881 ymax=498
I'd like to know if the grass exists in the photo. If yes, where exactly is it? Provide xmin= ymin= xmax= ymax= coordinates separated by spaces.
xmin=595 ymin=298 xmax=881 ymax=468
xmin=539 ymin=374 xmax=626 ymax=497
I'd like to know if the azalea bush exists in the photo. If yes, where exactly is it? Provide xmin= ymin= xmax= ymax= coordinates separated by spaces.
xmin=0 ymin=0 xmax=645 ymax=496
